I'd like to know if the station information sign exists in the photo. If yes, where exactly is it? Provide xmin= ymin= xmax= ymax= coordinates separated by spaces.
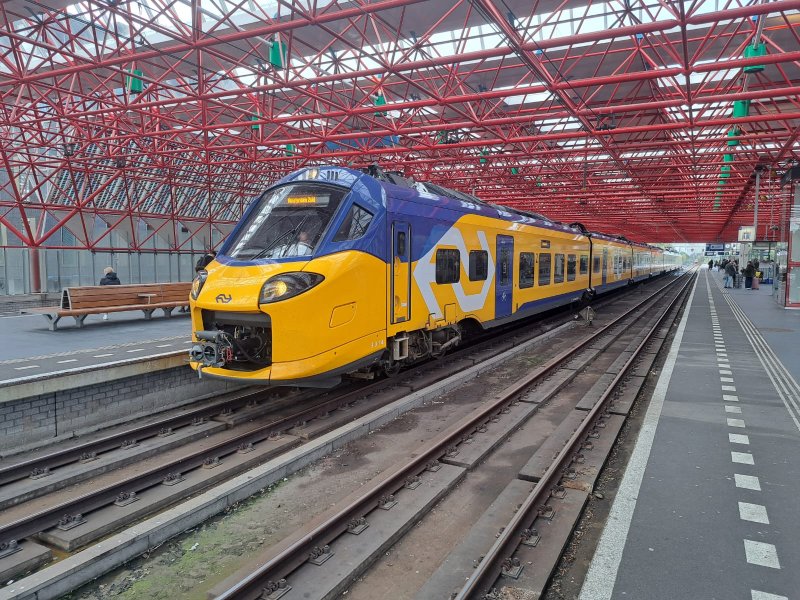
xmin=705 ymin=243 xmax=725 ymax=252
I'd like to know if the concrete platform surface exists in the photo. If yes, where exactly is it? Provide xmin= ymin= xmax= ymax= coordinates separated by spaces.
xmin=0 ymin=312 xmax=191 ymax=384
xmin=580 ymin=268 xmax=800 ymax=600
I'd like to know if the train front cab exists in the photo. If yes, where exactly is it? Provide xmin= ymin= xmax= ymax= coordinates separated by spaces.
xmin=189 ymin=168 xmax=390 ymax=387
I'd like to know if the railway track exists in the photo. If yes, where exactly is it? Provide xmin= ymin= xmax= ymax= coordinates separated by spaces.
xmin=0 ymin=273 xmax=683 ymax=598
xmin=211 ymin=270 xmax=694 ymax=600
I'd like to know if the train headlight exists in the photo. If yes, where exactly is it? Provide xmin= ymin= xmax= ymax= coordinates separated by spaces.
xmin=259 ymin=272 xmax=324 ymax=304
xmin=191 ymin=271 xmax=207 ymax=300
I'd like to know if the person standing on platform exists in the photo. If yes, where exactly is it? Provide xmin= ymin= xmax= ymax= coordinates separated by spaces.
xmin=99 ymin=266 xmax=121 ymax=320
xmin=744 ymin=261 xmax=755 ymax=290
xmin=708 ymin=259 xmax=714 ymax=270
xmin=195 ymin=250 xmax=217 ymax=273
xmin=724 ymin=261 xmax=736 ymax=288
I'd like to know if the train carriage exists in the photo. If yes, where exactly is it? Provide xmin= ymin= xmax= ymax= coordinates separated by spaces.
xmin=189 ymin=166 xmax=680 ymax=387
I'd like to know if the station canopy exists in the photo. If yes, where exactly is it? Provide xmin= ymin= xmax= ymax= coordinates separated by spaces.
xmin=0 ymin=0 xmax=798 ymax=249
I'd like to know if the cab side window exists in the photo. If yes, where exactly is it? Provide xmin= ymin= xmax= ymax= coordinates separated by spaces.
xmin=333 ymin=204 xmax=373 ymax=241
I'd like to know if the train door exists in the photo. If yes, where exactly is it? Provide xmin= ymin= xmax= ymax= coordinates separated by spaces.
xmin=391 ymin=222 xmax=411 ymax=324
xmin=602 ymin=248 xmax=608 ymax=285
xmin=496 ymin=235 xmax=513 ymax=319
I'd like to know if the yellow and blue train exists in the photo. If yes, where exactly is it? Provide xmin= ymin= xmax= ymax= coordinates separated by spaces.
xmin=189 ymin=166 xmax=681 ymax=387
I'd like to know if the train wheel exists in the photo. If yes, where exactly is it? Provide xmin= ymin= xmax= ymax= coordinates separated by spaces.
xmin=383 ymin=362 xmax=402 ymax=377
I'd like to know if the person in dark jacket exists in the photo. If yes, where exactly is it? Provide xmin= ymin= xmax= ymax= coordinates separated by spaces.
xmin=724 ymin=261 xmax=736 ymax=288
xmin=708 ymin=259 xmax=714 ymax=270
xmin=99 ymin=266 xmax=121 ymax=320
xmin=195 ymin=251 xmax=217 ymax=273
xmin=744 ymin=261 xmax=755 ymax=290
xmin=99 ymin=266 xmax=121 ymax=286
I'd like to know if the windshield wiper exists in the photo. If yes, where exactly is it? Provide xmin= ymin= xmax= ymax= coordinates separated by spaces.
xmin=249 ymin=215 xmax=311 ymax=260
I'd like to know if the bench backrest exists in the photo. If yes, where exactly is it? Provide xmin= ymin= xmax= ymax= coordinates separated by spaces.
xmin=62 ymin=282 xmax=191 ymax=310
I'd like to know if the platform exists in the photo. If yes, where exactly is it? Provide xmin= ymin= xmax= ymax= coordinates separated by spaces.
xmin=0 ymin=311 xmax=192 ymax=386
xmin=0 ymin=310 xmax=241 ymax=455
xmin=580 ymin=267 xmax=800 ymax=600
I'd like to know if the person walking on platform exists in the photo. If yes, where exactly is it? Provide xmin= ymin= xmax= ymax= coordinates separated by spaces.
xmin=708 ymin=259 xmax=714 ymax=271
xmin=99 ymin=266 xmax=121 ymax=320
xmin=744 ymin=261 xmax=755 ymax=290
xmin=724 ymin=261 xmax=736 ymax=288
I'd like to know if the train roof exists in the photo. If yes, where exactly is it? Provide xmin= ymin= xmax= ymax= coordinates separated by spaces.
xmin=282 ymin=165 xmax=662 ymax=246
xmin=360 ymin=165 xmax=585 ymax=237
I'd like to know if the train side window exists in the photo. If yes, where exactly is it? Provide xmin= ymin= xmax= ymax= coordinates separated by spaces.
xmin=567 ymin=254 xmax=577 ymax=281
xmin=593 ymin=256 xmax=601 ymax=273
xmin=580 ymin=255 xmax=589 ymax=275
xmin=469 ymin=250 xmax=488 ymax=281
xmin=435 ymin=248 xmax=461 ymax=284
xmin=539 ymin=253 xmax=551 ymax=286
xmin=519 ymin=252 xmax=535 ymax=288
xmin=554 ymin=253 xmax=565 ymax=284
xmin=333 ymin=204 xmax=373 ymax=242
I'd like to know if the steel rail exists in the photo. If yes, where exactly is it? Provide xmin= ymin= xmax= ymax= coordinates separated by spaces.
xmin=215 ymin=271 xmax=691 ymax=600
xmin=0 ymin=387 xmax=281 ymax=486
xmin=0 ymin=377 xmax=394 ymax=547
xmin=454 ymin=271 xmax=696 ymax=599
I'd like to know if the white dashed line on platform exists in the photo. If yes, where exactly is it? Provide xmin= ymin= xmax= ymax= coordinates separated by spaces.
xmin=731 ymin=451 xmax=754 ymax=465
xmin=723 ymin=394 xmax=738 ymax=401
xmin=722 ymin=385 xmax=737 ymax=392
xmin=729 ymin=434 xmax=749 ymax=445
xmin=744 ymin=540 xmax=781 ymax=569
xmin=735 ymin=474 xmax=761 ymax=491
xmin=725 ymin=405 xmax=742 ymax=414
xmin=727 ymin=418 xmax=746 ymax=428
xmin=738 ymin=502 xmax=770 ymax=524
xmin=751 ymin=590 xmax=788 ymax=600
xmin=13 ymin=365 xmax=39 ymax=370
xmin=93 ymin=353 xmax=114 ymax=358
xmin=57 ymin=359 xmax=78 ymax=364
xmin=155 ymin=344 xmax=173 ymax=348
xmin=126 ymin=348 xmax=145 ymax=353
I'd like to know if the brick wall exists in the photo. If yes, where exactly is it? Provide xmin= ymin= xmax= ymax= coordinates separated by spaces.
xmin=0 ymin=367 xmax=243 ymax=453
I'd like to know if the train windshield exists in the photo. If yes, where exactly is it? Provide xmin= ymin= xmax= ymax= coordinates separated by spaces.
xmin=226 ymin=183 xmax=348 ymax=259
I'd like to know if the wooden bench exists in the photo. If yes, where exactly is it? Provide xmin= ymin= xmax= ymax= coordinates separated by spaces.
xmin=21 ymin=282 xmax=192 ymax=330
